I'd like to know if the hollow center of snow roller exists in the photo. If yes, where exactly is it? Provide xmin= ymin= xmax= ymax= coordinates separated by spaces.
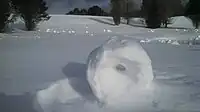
xmin=115 ymin=64 xmax=126 ymax=72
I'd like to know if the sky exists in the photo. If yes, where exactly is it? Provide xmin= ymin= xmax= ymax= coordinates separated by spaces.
xmin=45 ymin=0 xmax=110 ymax=14
xmin=45 ymin=0 xmax=188 ymax=14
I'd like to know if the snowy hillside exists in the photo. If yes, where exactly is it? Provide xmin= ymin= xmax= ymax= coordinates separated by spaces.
xmin=0 ymin=15 xmax=200 ymax=112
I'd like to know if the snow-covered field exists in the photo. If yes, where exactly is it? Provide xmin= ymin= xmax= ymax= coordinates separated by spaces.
xmin=0 ymin=15 xmax=200 ymax=112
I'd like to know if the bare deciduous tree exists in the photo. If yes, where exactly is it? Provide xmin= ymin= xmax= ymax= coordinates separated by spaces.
xmin=110 ymin=0 xmax=126 ymax=25
xmin=141 ymin=0 xmax=183 ymax=28
xmin=123 ymin=0 xmax=138 ymax=24
xmin=158 ymin=0 xmax=183 ymax=28
xmin=141 ymin=0 xmax=162 ymax=28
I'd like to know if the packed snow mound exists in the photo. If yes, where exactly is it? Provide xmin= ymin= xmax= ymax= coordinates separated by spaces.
xmin=35 ymin=79 xmax=81 ymax=112
xmin=169 ymin=16 xmax=193 ymax=28
xmin=86 ymin=36 xmax=154 ymax=107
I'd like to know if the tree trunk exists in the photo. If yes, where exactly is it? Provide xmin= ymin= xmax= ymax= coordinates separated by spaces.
xmin=113 ymin=16 xmax=120 ymax=25
xmin=127 ymin=19 xmax=130 ymax=24
xmin=164 ymin=20 xmax=168 ymax=28
xmin=25 ymin=18 xmax=36 ymax=31
xmin=195 ymin=22 xmax=199 ymax=29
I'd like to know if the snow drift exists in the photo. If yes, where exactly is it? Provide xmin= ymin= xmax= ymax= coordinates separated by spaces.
xmin=1 ymin=15 xmax=200 ymax=112
xmin=86 ymin=36 xmax=154 ymax=107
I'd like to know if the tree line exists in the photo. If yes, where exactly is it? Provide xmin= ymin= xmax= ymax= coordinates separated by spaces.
xmin=0 ymin=0 xmax=50 ymax=32
xmin=111 ymin=0 xmax=200 ymax=29
xmin=66 ymin=6 xmax=109 ymax=16
xmin=1 ymin=0 xmax=199 ymax=32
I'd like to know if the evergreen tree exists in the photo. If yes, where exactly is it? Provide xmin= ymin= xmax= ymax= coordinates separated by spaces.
xmin=73 ymin=8 xmax=80 ymax=15
xmin=124 ymin=0 xmax=136 ymax=24
xmin=80 ymin=9 xmax=88 ymax=15
xmin=141 ymin=0 xmax=161 ymax=28
xmin=11 ymin=0 xmax=50 ymax=31
xmin=88 ymin=6 xmax=102 ymax=16
xmin=185 ymin=0 xmax=200 ymax=29
xmin=66 ymin=8 xmax=80 ymax=15
xmin=0 ymin=0 xmax=11 ymax=32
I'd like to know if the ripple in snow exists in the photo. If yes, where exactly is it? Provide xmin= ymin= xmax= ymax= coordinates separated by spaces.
xmin=107 ymin=29 xmax=112 ymax=33
xmin=71 ymin=30 xmax=75 ymax=34
xmin=171 ymin=41 xmax=180 ymax=46
xmin=46 ymin=29 xmax=51 ymax=32
xmin=53 ymin=30 xmax=57 ymax=33
xmin=148 ymin=30 xmax=155 ymax=32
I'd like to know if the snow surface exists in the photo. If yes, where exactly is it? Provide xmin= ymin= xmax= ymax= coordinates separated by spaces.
xmin=0 ymin=15 xmax=200 ymax=112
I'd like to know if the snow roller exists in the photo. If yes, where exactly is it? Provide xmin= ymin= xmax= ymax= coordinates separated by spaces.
xmin=86 ymin=36 xmax=154 ymax=106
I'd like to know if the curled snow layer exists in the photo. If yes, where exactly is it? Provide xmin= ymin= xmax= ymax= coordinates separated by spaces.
xmin=36 ymin=79 xmax=81 ymax=112
xmin=86 ymin=36 xmax=154 ymax=107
